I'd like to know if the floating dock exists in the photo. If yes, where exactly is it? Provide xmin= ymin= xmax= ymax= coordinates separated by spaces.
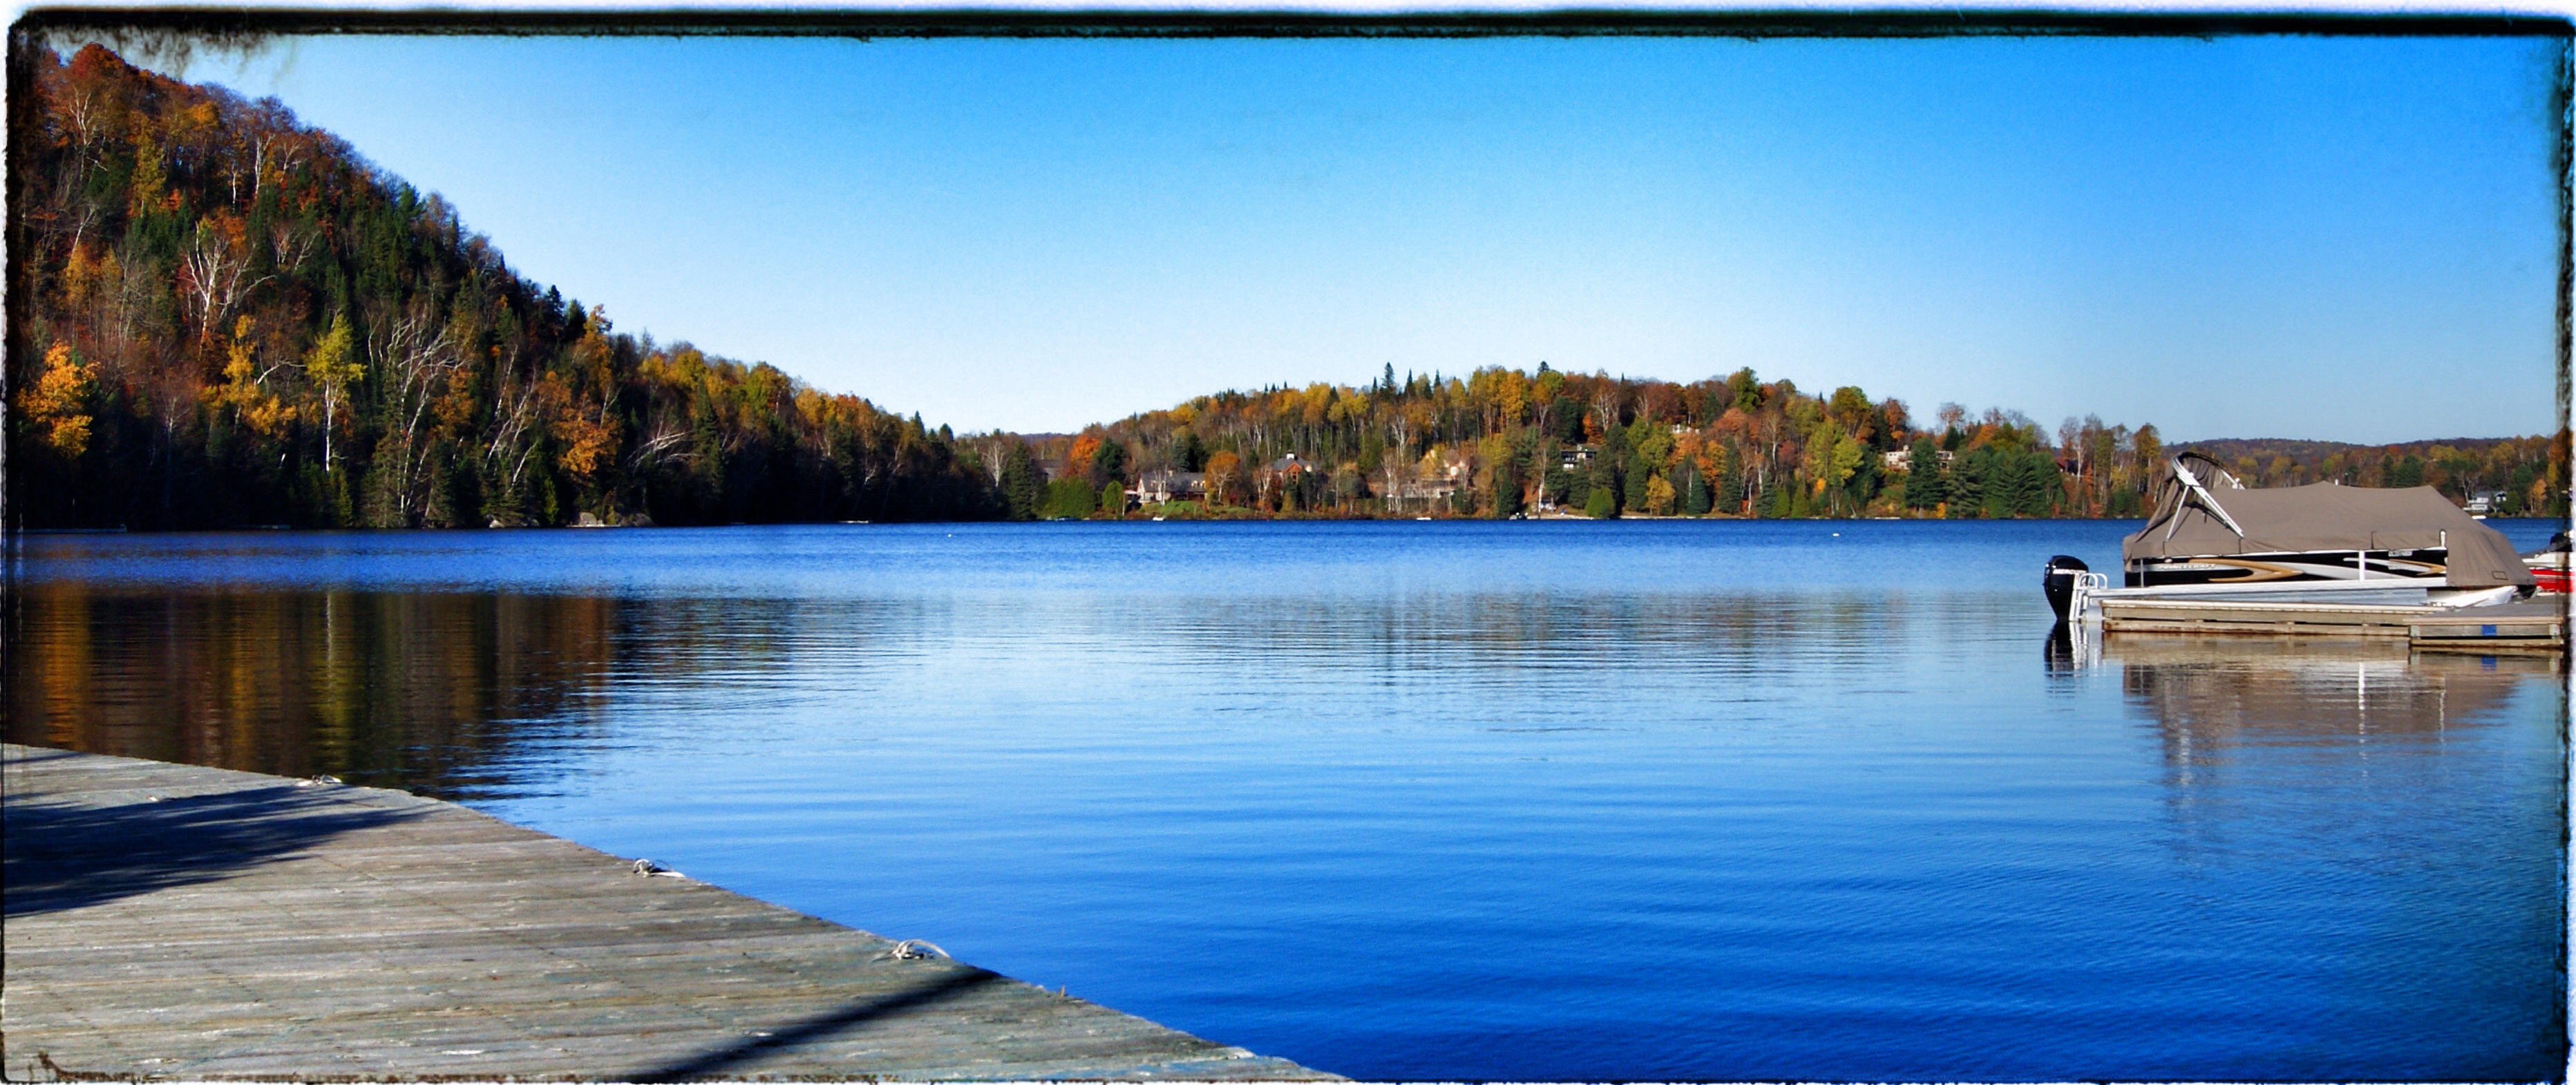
xmin=2405 ymin=602 xmax=2571 ymax=655
xmin=2 ymin=744 xmax=1335 ymax=1082
xmin=2098 ymin=596 xmax=2566 ymax=654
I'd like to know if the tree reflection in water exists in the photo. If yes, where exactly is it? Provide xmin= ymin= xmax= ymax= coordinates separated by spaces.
xmin=6 ymin=585 xmax=621 ymax=800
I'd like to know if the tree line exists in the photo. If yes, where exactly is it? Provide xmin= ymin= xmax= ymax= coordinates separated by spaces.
xmin=10 ymin=46 xmax=2565 ymax=529
xmin=998 ymin=368 xmax=2169 ymax=520
xmin=1013 ymin=370 xmax=2565 ymax=522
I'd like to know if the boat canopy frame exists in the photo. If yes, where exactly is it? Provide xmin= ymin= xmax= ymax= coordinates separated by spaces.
xmin=2123 ymin=452 xmax=2532 ymax=588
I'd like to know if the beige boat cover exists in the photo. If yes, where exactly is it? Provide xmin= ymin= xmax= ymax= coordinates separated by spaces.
xmin=2124 ymin=454 xmax=2533 ymax=587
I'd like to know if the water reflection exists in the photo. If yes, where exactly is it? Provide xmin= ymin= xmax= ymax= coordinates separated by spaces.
xmin=3 ymin=578 xmax=1968 ymax=800
xmin=3 ymin=520 xmax=2563 ymax=1079
xmin=2102 ymin=634 xmax=2555 ymax=762
xmin=6 ymin=585 xmax=618 ymax=800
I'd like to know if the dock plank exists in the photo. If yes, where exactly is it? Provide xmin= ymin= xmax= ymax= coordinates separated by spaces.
xmin=2099 ymin=595 xmax=2568 ymax=650
xmin=4 ymin=744 xmax=1335 ymax=1082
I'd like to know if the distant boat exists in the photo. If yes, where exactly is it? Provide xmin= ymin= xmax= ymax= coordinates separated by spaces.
xmin=2045 ymin=452 xmax=2533 ymax=620
xmin=2522 ymin=532 xmax=2570 ymax=594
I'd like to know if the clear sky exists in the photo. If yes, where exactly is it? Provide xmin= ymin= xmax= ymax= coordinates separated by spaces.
xmin=136 ymin=30 xmax=2565 ymax=442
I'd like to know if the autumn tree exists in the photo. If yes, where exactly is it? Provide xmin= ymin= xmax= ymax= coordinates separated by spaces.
xmin=1204 ymin=450 xmax=1244 ymax=507
xmin=302 ymin=312 xmax=361 ymax=471
xmin=28 ymin=343 xmax=91 ymax=446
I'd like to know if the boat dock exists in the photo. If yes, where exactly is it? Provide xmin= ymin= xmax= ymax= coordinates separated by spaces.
xmin=2099 ymin=596 xmax=2566 ymax=654
xmin=3 ymin=744 xmax=1336 ymax=1082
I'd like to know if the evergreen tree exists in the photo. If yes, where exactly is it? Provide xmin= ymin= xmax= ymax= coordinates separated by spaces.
xmin=1086 ymin=438 xmax=1128 ymax=489
xmin=1988 ymin=451 xmax=2035 ymax=517
xmin=1906 ymin=437 xmax=1945 ymax=510
xmin=1726 ymin=368 xmax=1760 ymax=413
xmin=1042 ymin=478 xmax=1096 ymax=519
xmin=1678 ymin=459 xmax=1710 ymax=515
xmin=1948 ymin=449 xmax=1988 ymax=517
xmin=2017 ymin=451 xmax=2063 ymax=516
xmin=1593 ymin=424 xmax=1629 ymax=516
xmin=1548 ymin=396 xmax=1583 ymax=444
xmin=1000 ymin=441 xmax=1047 ymax=520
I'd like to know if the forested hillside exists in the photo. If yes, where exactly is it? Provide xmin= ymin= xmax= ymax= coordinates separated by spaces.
xmin=8 ymin=44 xmax=994 ymax=529
xmin=1013 ymin=373 xmax=2566 ymax=521
xmin=10 ymin=46 xmax=2563 ymax=528
xmin=1001 ymin=369 xmax=2172 ymax=520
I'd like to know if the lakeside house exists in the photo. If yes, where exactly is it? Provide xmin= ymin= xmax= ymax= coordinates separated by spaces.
xmin=1256 ymin=454 xmax=1318 ymax=507
xmin=1884 ymin=448 xmax=1960 ymax=473
xmin=1392 ymin=476 xmax=1461 ymax=502
xmin=1133 ymin=470 xmax=1209 ymax=505
xmin=1385 ymin=451 xmax=1470 ymax=511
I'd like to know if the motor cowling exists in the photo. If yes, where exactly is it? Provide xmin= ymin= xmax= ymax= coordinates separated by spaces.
xmin=2043 ymin=554 xmax=2089 ymax=621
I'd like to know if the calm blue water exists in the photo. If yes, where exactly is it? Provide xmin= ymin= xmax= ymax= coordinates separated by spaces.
xmin=10 ymin=520 xmax=2566 ymax=1079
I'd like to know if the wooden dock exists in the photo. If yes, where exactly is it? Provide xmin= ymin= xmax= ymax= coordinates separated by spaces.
xmin=2099 ymin=596 xmax=2566 ymax=654
xmin=2 ymin=744 xmax=1336 ymax=1082
xmin=2405 ymin=601 xmax=2571 ymax=655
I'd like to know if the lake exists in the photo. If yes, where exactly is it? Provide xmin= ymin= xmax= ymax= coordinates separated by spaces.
xmin=8 ymin=519 xmax=2564 ymax=1079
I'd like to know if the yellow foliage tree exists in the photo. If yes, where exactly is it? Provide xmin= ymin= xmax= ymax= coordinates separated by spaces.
xmin=1204 ymin=450 xmax=1242 ymax=506
xmin=126 ymin=129 xmax=165 ymax=218
xmin=1830 ymin=432 xmax=1866 ymax=487
xmin=544 ymin=370 xmax=616 ymax=483
xmin=19 ymin=343 xmax=95 ymax=457
xmin=1298 ymin=383 xmax=1334 ymax=426
xmin=1645 ymin=473 xmax=1677 ymax=516
xmin=206 ymin=317 xmax=297 ymax=438
xmin=60 ymin=242 xmax=117 ymax=308
xmin=303 ymin=312 xmax=362 ymax=469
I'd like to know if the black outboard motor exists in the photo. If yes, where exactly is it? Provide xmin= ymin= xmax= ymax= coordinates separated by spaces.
xmin=2043 ymin=555 xmax=2089 ymax=621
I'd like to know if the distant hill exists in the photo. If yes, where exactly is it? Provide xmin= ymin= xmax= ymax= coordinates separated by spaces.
xmin=2178 ymin=437 xmax=2527 ymax=462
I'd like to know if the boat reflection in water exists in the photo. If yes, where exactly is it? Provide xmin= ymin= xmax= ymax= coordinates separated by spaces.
xmin=2050 ymin=623 xmax=2559 ymax=774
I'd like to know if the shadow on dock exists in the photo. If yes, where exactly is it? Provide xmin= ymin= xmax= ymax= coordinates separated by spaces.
xmin=3 ymin=757 xmax=424 ymax=917
xmin=627 ymin=968 xmax=1005 ymax=1082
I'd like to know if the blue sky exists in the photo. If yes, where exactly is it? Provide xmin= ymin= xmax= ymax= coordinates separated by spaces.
xmin=149 ymin=32 xmax=2564 ymax=442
